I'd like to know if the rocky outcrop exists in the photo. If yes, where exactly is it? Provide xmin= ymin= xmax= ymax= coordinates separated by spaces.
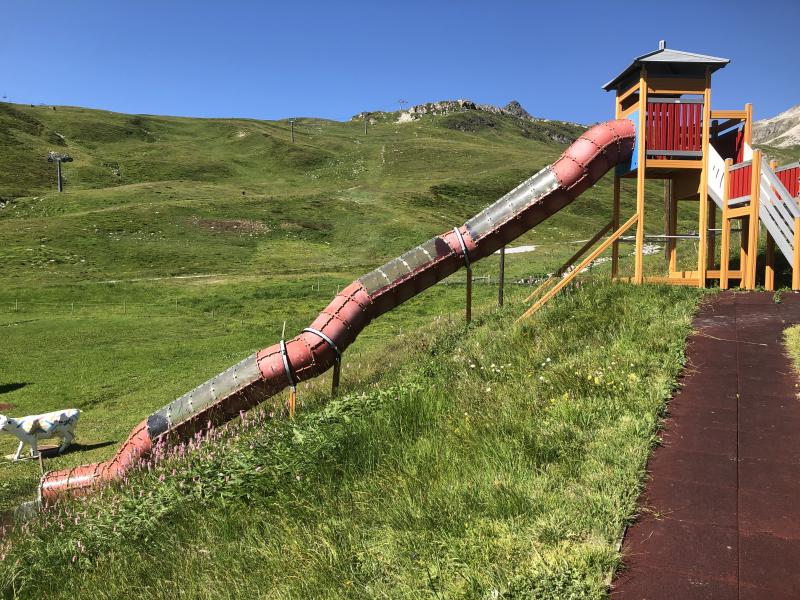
xmin=352 ymin=99 xmax=587 ymax=145
xmin=753 ymin=104 xmax=800 ymax=148
xmin=353 ymin=99 xmax=544 ymax=124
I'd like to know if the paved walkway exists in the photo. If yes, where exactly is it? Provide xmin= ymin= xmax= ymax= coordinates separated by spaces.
xmin=612 ymin=292 xmax=800 ymax=599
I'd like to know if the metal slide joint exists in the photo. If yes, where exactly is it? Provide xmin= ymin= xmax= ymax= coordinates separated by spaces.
xmin=452 ymin=227 xmax=471 ymax=269
xmin=279 ymin=340 xmax=296 ymax=387
xmin=302 ymin=327 xmax=342 ymax=360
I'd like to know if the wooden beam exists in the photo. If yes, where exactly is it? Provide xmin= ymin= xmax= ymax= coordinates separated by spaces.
xmin=697 ymin=68 xmax=712 ymax=289
xmin=720 ymin=159 xmax=732 ymax=290
xmin=517 ymin=214 xmax=639 ymax=321
xmin=728 ymin=206 xmax=752 ymax=219
xmin=617 ymin=80 xmax=641 ymax=104
xmin=711 ymin=110 xmax=747 ymax=120
xmin=646 ymin=77 xmax=705 ymax=94
xmin=634 ymin=67 xmax=647 ymax=284
xmin=645 ymin=276 xmax=702 ymax=286
xmin=714 ymin=118 xmax=743 ymax=133
xmin=711 ymin=269 xmax=742 ymax=279
xmin=620 ymin=103 xmax=639 ymax=119
xmin=524 ymin=220 xmax=613 ymax=303
xmin=645 ymin=159 xmax=703 ymax=169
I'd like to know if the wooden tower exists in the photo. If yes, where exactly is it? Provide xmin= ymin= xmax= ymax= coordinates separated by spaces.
xmin=522 ymin=43 xmax=800 ymax=319
xmin=603 ymin=41 xmax=800 ymax=291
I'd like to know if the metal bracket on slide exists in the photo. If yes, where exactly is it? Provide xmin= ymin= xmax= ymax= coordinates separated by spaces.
xmin=279 ymin=340 xmax=296 ymax=387
xmin=302 ymin=327 xmax=342 ymax=360
xmin=452 ymin=227 xmax=471 ymax=270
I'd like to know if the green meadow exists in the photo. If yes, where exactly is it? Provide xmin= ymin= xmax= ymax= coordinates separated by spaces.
xmin=1 ymin=100 xmax=795 ymax=597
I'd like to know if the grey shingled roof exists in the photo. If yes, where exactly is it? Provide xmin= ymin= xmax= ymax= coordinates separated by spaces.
xmin=603 ymin=46 xmax=730 ymax=91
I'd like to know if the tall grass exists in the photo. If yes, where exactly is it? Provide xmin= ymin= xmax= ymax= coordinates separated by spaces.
xmin=0 ymin=281 xmax=700 ymax=599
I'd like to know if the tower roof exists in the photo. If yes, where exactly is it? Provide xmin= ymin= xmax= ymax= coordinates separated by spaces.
xmin=602 ymin=43 xmax=730 ymax=91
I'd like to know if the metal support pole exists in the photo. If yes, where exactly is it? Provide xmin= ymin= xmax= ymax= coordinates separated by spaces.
xmin=364 ymin=117 xmax=368 ymax=136
xmin=290 ymin=120 xmax=295 ymax=143
xmin=56 ymin=160 xmax=63 ymax=192
xmin=612 ymin=176 xmax=620 ymax=279
xmin=498 ymin=246 xmax=505 ymax=308
xmin=331 ymin=357 xmax=341 ymax=396
xmin=465 ymin=267 xmax=473 ymax=323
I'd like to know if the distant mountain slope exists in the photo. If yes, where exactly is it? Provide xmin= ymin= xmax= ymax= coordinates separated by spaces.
xmin=0 ymin=101 xmax=586 ymax=203
xmin=354 ymin=99 xmax=586 ymax=145
xmin=753 ymin=104 xmax=800 ymax=149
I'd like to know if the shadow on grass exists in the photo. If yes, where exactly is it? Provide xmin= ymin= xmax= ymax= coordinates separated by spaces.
xmin=36 ymin=440 xmax=117 ymax=459
xmin=0 ymin=382 xmax=28 ymax=395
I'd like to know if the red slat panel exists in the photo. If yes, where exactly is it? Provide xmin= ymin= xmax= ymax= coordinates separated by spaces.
xmin=681 ymin=103 xmax=688 ymax=150
xmin=694 ymin=104 xmax=700 ymax=151
xmin=669 ymin=104 xmax=676 ymax=151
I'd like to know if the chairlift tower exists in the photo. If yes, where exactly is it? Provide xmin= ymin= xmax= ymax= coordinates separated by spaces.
xmin=47 ymin=151 xmax=73 ymax=192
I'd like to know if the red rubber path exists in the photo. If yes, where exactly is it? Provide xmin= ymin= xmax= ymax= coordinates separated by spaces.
xmin=612 ymin=292 xmax=800 ymax=599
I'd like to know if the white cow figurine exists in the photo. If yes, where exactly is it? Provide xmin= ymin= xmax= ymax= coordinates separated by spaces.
xmin=0 ymin=409 xmax=80 ymax=460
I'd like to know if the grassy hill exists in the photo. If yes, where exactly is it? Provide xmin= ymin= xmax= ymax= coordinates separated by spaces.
xmin=0 ymin=99 xmax=743 ymax=596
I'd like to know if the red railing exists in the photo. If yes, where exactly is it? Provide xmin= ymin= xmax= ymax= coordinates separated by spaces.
xmin=776 ymin=165 xmax=800 ymax=198
xmin=729 ymin=163 xmax=752 ymax=199
xmin=646 ymin=100 xmax=703 ymax=156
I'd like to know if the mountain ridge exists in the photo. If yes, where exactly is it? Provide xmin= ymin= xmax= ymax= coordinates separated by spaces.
xmin=753 ymin=103 xmax=800 ymax=149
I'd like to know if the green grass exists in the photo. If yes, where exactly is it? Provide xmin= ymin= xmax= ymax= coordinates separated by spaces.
xmin=0 ymin=98 xmax=750 ymax=597
xmin=0 ymin=100 xmax=704 ymax=513
xmin=0 ymin=280 xmax=701 ymax=599
xmin=784 ymin=323 xmax=800 ymax=371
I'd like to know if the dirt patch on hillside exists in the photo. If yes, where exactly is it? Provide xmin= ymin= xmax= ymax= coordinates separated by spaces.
xmin=188 ymin=217 xmax=269 ymax=234
xmin=0 ymin=403 xmax=15 ymax=411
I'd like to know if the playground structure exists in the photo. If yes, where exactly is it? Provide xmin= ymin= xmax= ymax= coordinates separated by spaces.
xmin=522 ymin=42 xmax=800 ymax=319
xmin=38 ymin=43 xmax=800 ymax=503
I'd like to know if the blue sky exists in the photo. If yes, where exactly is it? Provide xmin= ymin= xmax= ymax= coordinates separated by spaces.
xmin=2 ymin=0 xmax=798 ymax=123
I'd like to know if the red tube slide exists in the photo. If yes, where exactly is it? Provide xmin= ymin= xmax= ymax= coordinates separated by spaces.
xmin=40 ymin=118 xmax=635 ymax=503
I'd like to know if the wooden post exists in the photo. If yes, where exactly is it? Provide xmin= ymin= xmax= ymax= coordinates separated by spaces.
xmin=56 ymin=160 xmax=63 ymax=192
xmin=697 ymin=68 xmax=712 ymax=289
xmin=663 ymin=179 xmax=670 ymax=262
xmin=707 ymin=199 xmax=716 ymax=270
xmin=744 ymin=103 xmax=753 ymax=146
xmin=669 ymin=184 xmax=678 ymax=275
xmin=364 ymin=116 xmax=368 ymax=136
xmin=720 ymin=159 xmax=732 ymax=290
xmin=765 ymin=159 xmax=779 ymax=291
xmin=465 ymin=267 xmax=473 ymax=323
xmin=331 ymin=357 xmax=341 ymax=396
xmin=740 ymin=219 xmax=749 ymax=288
xmin=498 ymin=246 xmax=505 ymax=308
xmin=765 ymin=235 xmax=775 ymax=291
xmin=290 ymin=119 xmax=295 ymax=143
xmin=747 ymin=150 xmax=762 ymax=289
xmin=288 ymin=387 xmax=296 ymax=418
xmin=794 ymin=217 xmax=800 ymax=291
xmin=612 ymin=176 xmax=621 ymax=279
xmin=634 ymin=70 xmax=647 ymax=284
